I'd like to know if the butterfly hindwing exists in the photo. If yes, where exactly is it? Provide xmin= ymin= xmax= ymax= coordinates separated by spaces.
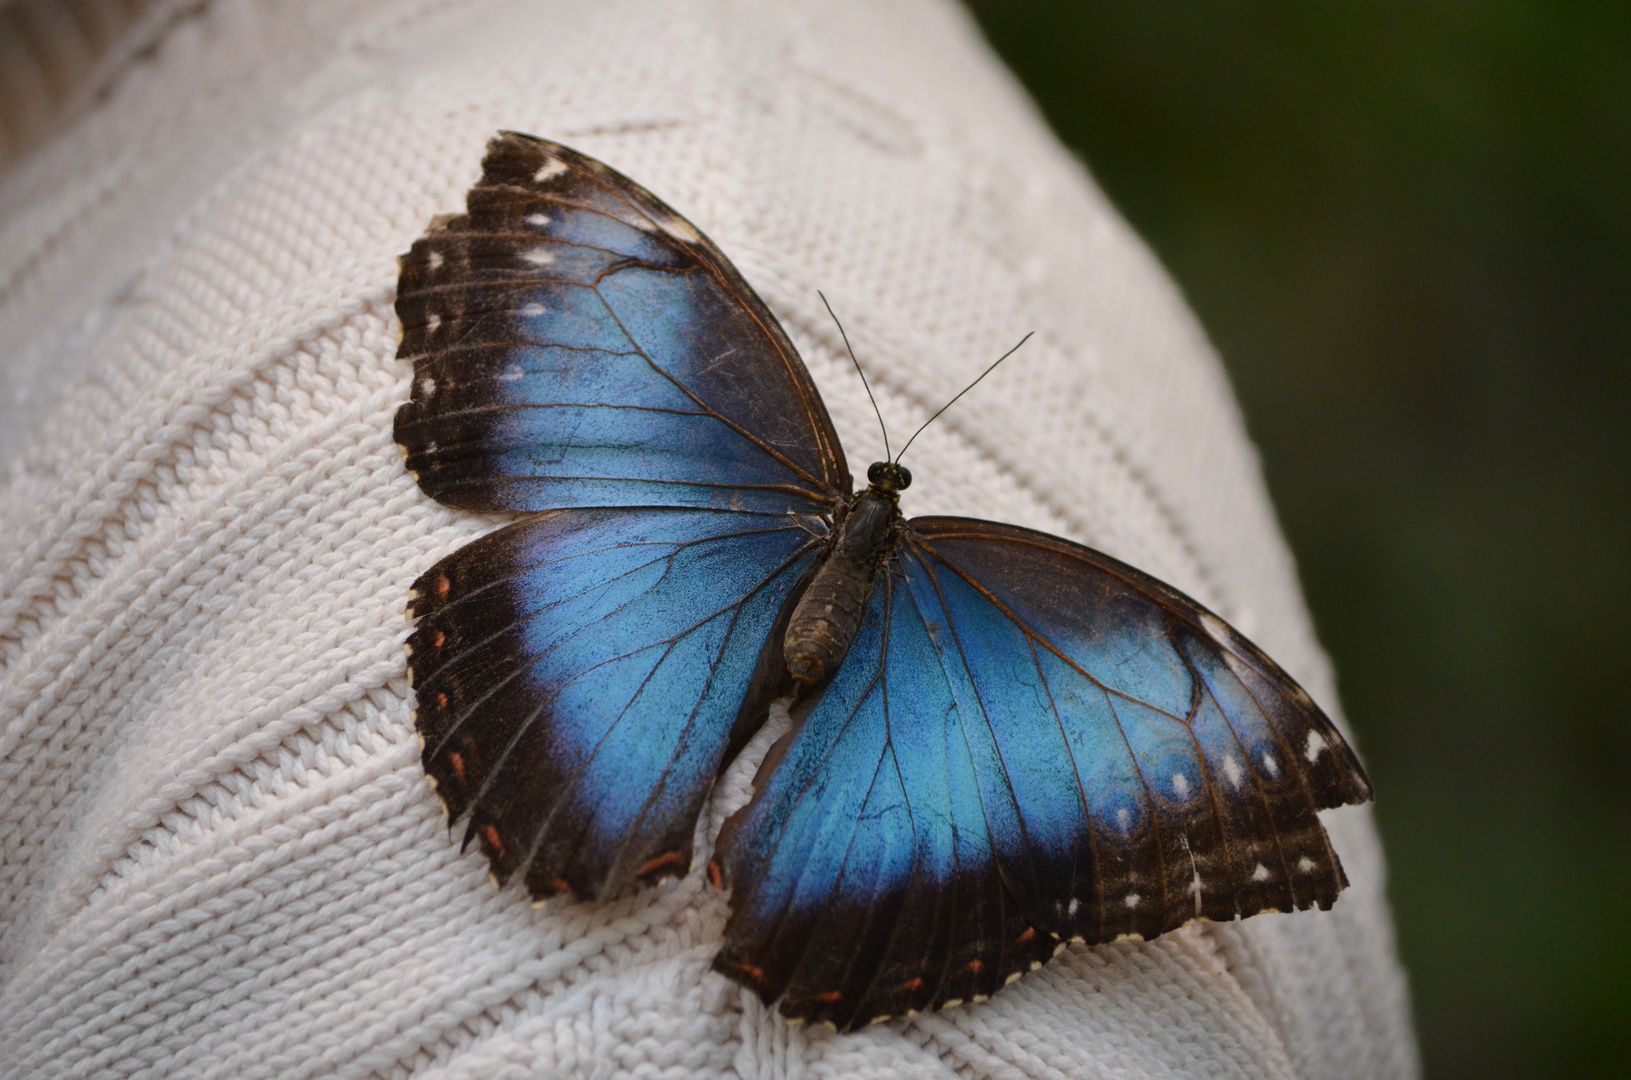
xmin=394 ymin=132 xmax=848 ymax=515
xmin=408 ymin=506 xmax=822 ymax=900
xmin=713 ymin=567 xmax=1056 ymax=1029
xmin=714 ymin=517 xmax=1371 ymax=1027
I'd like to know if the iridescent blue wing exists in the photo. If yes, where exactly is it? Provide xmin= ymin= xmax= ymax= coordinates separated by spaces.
xmin=713 ymin=517 xmax=1371 ymax=1029
xmin=712 ymin=566 xmax=1057 ymax=1030
xmin=397 ymin=134 xmax=850 ymax=901
xmin=394 ymin=133 xmax=849 ymax=514
xmin=407 ymin=507 xmax=822 ymax=900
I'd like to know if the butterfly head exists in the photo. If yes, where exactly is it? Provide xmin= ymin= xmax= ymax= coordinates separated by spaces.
xmin=866 ymin=461 xmax=912 ymax=496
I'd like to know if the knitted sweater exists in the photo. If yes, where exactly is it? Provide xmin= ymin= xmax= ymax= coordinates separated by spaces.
xmin=0 ymin=1 xmax=1417 ymax=1076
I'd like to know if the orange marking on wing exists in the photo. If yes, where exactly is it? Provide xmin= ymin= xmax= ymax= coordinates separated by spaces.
xmin=481 ymin=824 xmax=502 ymax=851
xmin=811 ymin=990 xmax=843 ymax=1004
xmin=707 ymin=860 xmax=724 ymax=890
xmin=550 ymin=878 xmax=570 ymax=893
xmin=637 ymin=851 xmax=685 ymax=877
xmin=447 ymin=751 xmax=465 ymax=781
xmin=964 ymin=958 xmax=983 ymax=974
xmin=435 ymin=575 xmax=450 ymax=599
xmin=897 ymin=977 xmax=925 ymax=992
xmin=431 ymin=629 xmax=445 ymax=648
xmin=1016 ymin=926 xmax=1037 ymax=945
xmin=724 ymin=960 xmax=767 ymax=986
xmin=436 ymin=692 xmax=449 ymax=709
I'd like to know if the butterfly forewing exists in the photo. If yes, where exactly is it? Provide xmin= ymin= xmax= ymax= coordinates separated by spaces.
xmin=395 ymin=133 xmax=849 ymax=515
xmin=910 ymin=518 xmax=1370 ymax=927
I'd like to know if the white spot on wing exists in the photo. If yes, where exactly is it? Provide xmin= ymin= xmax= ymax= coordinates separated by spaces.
xmin=660 ymin=213 xmax=701 ymax=243
xmin=1251 ymin=862 xmax=1271 ymax=882
xmin=1181 ymin=834 xmax=1202 ymax=916
xmin=1067 ymin=897 xmax=1080 ymax=917
xmin=1222 ymin=754 xmax=1244 ymax=789
xmin=1305 ymin=730 xmax=1329 ymax=762
xmin=533 ymin=159 xmax=568 ymax=182
xmin=522 ymin=246 xmax=555 ymax=266
xmin=1262 ymin=751 xmax=1280 ymax=779
xmin=1116 ymin=807 xmax=1132 ymax=831
xmin=425 ymin=313 xmax=441 ymax=333
xmin=1123 ymin=892 xmax=1141 ymax=909
xmin=525 ymin=212 xmax=552 ymax=227
xmin=1200 ymin=612 xmax=1234 ymax=644
xmin=519 ymin=302 xmax=546 ymax=317
xmin=499 ymin=365 xmax=524 ymax=382
xmin=1172 ymin=772 xmax=1190 ymax=799
xmin=418 ymin=377 xmax=436 ymax=396
xmin=426 ymin=250 xmax=443 ymax=271
xmin=1297 ymin=856 xmax=1317 ymax=873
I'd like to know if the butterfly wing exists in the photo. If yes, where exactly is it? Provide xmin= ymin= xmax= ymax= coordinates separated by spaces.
xmin=396 ymin=134 xmax=851 ymax=901
xmin=408 ymin=507 xmax=821 ymax=901
xmin=712 ymin=566 xmax=1060 ymax=1029
xmin=394 ymin=132 xmax=849 ymax=513
xmin=713 ymin=517 xmax=1371 ymax=1028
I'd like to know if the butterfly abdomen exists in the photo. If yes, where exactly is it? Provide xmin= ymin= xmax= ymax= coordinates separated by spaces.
xmin=784 ymin=490 xmax=901 ymax=686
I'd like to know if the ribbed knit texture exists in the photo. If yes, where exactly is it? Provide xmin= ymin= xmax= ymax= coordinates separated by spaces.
xmin=0 ymin=1 xmax=1418 ymax=1076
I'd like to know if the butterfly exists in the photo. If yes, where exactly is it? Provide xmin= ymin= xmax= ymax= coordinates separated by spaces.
xmin=395 ymin=132 xmax=1373 ymax=1031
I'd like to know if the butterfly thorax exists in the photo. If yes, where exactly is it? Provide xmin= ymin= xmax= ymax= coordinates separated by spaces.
xmin=783 ymin=474 xmax=905 ymax=687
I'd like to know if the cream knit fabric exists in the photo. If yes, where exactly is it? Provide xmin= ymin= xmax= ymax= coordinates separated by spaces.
xmin=0 ymin=0 xmax=1417 ymax=1076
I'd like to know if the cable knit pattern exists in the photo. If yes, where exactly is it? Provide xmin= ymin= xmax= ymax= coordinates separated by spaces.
xmin=0 ymin=0 xmax=1417 ymax=1076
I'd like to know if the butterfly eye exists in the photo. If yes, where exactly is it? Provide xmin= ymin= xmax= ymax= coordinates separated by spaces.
xmin=867 ymin=462 xmax=912 ymax=491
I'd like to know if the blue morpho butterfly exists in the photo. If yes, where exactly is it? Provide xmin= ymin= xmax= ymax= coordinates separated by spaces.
xmin=395 ymin=132 xmax=1373 ymax=1031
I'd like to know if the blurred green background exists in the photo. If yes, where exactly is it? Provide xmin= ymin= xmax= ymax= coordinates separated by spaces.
xmin=963 ymin=2 xmax=1631 ymax=1078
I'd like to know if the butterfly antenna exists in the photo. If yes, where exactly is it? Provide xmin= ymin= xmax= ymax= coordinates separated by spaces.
xmin=896 ymin=331 xmax=1034 ymax=462
xmin=819 ymin=291 xmax=890 ymax=461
